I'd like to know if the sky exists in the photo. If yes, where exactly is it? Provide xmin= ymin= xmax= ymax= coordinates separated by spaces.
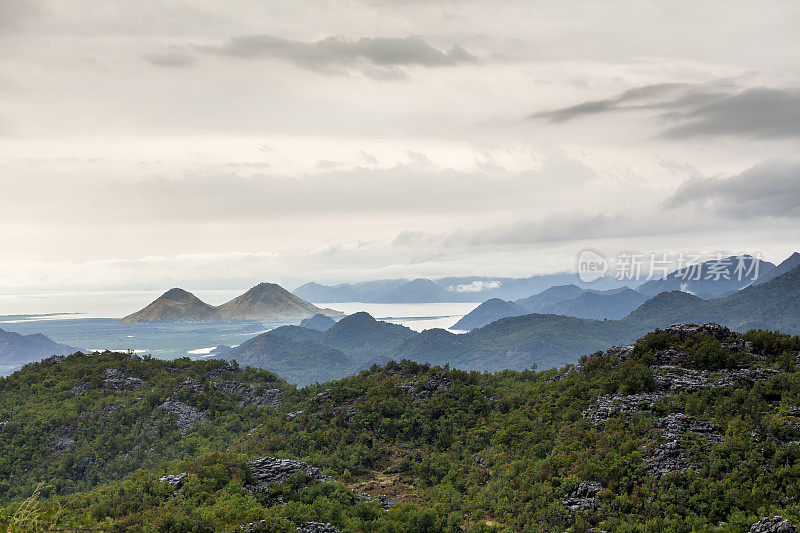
xmin=0 ymin=0 xmax=798 ymax=293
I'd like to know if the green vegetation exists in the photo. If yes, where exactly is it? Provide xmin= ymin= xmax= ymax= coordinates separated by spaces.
xmin=0 ymin=327 xmax=799 ymax=531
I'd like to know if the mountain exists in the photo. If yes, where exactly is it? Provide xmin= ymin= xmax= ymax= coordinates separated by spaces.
xmin=318 ymin=311 xmax=416 ymax=364
xmin=548 ymin=286 xmax=648 ymax=320
xmin=224 ymin=333 xmax=353 ymax=385
xmin=515 ymin=284 xmax=586 ymax=312
xmin=299 ymin=313 xmax=337 ymax=331
xmin=377 ymin=278 xmax=452 ymax=303
xmin=292 ymin=273 xmax=633 ymax=304
xmin=752 ymin=251 xmax=800 ymax=286
xmin=455 ymin=285 xmax=645 ymax=331
xmin=123 ymin=283 xmax=342 ymax=323
xmin=292 ymin=282 xmax=363 ymax=303
xmin=625 ymin=264 xmax=800 ymax=334
xmin=121 ymin=288 xmax=216 ymax=323
xmin=213 ymin=283 xmax=341 ymax=321
xmin=637 ymin=255 xmax=775 ymax=298
xmin=0 ymin=328 xmax=77 ymax=364
xmin=451 ymin=298 xmax=527 ymax=330
xmin=6 ymin=327 xmax=798 ymax=531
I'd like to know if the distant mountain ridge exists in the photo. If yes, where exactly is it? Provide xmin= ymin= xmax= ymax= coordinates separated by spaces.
xmin=122 ymin=283 xmax=341 ymax=323
xmin=293 ymin=273 xmax=631 ymax=303
xmin=637 ymin=255 xmax=775 ymax=298
xmin=225 ymin=260 xmax=800 ymax=384
xmin=0 ymin=327 xmax=77 ymax=364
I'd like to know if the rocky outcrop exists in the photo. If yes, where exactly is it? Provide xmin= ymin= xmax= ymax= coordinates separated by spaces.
xmin=0 ymin=421 xmax=7 ymax=432
xmin=240 ymin=520 xmax=268 ymax=532
xmin=296 ymin=523 xmax=341 ymax=533
xmin=52 ymin=425 xmax=75 ymax=452
xmin=583 ymin=392 xmax=666 ymax=424
xmin=159 ymin=472 xmax=189 ymax=489
xmin=663 ymin=323 xmax=734 ymax=341
xmin=399 ymin=374 xmax=453 ymax=401
xmin=173 ymin=378 xmax=203 ymax=393
xmin=749 ymin=517 xmax=797 ymax=533
xmin=158 ymin=398 xmax=209 ymax=433
xmin=355 ymin=491 xmax=396 ymax=509
xmin=102 ymin=368 xmax=144 ymax=391
xmin=645 ymin=440 xmax=692 ymax=478
xmin=713 ymin=367 xmax=780 ymax=387
xmin=654 ymin=413 xmax=723 ymax=444
xmin=71 ymin=382 xmax=91 ymax=395
xmin=206 ymin=364 xmax=242 ymax=378
xmin=212 ymin=381 xmax=283 ymax=408
xmin=246 ymin=456 xmax=332 ymax=492
xmin=645 ymin=414 xmax=723 ymax=477
xmin=563 ymin=481 xmax=603 ymax=512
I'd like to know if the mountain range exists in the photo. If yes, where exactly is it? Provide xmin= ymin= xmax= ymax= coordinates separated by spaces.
xmin=293 ymin=273 xmax=632 ymax=303
xmin=453 ymin=254 xmax=794 ymax=330
xmin=218 ymin=260 xmax=800 ymax=384
xmin=122 ymin=283 xmax=342 ymax=323
xmin=0 ymin=328 xmax=77 ymax=364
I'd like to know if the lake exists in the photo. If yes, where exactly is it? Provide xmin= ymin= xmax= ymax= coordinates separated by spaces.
xmin=0 ymin=292 xmax=479 ymax=376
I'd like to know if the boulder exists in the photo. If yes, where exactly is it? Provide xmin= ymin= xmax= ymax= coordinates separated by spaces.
xmin=173 ymin=378 xmax=203 ymax=393
xmin=102 ymin=368 xmax=144 ymax=391
xmin=159 ymin=472 xmax=189 ymax=489
xmin=246 ymin=456 xmax=332 ymax=492
xmin=749 ymin=517 xmax=797 ymax=533
xmin=563 ymin=481 xmax=603 ymax=512
xmin=158 ymin=398 xmax=209 ymax=433
xmin=296 ymin=523 xmax=341 ymax=533
xmin=212 ymin=381 xmax=282 ymax=408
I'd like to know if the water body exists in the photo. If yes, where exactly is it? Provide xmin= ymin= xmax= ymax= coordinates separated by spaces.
xmin=0 ymin=293 xmax=479 ymax=376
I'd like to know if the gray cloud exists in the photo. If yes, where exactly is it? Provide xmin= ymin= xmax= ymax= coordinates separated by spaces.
xmin=196 ymin=34 xmax=476 ymax=77
xmin=665 ymin=159 xmax=800 ymax=218
xmin=661 ymin=88 xmax=800 ymax=139
xmin=532 ymin=83 xmax=800 ymax=139
xmin=144 ymin=50 xmax=195 ymax=68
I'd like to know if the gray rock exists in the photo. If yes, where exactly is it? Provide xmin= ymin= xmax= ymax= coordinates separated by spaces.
xmin=0 ymin=421 xmax=7 ymax=432
xmin=653 ymin=366 xmax=711 ymax=392
xmin=52 ymin=425 xmax=75 ymax=452
xmin=71 ymin=382 xmax=91 ymax=395
xmin=206 ymin=364 xmax=242 ymax=378
xmin=287 ymin=410 xmax=304 ymax=419
xmin=645 ymin=440 xmax=692 ymax=478
xmin=158 ymin=398 xmax=209 ymax=433
xmin=296 ymin=523 xmax=341 ymax=533
xmin=399 ymin=374 xmax=453 ymax=401
xmin=664 ymin=323 xmax=734 ymax=341
xmin=713 ymin=367 xmax=780 ymax=387
xmin=212 ymin=380 xmax=283 ymax=408
xmin=159 ymin=472 xmax=189 ymax=489
xmin=749 ymin=517 xmax=797 ymax=533
xmin=102 ymin=368 xmax=144 ymax=391
xmin=173 ymin=378 xmax=203 ymax=393
xmin=654 ymin=413 xmax=723 ymax=444
xmin=240 ymin=520 xmax=267 ymax=532
xmin=583 ymin=392 xmax=666 ymax=424
xmin=355 ymin=491 xmax=396 ymax=509
xmin=563 ymin=481 xmax=603 ymax=512
xmin=246 ymin=456 xmax=332 ymax=492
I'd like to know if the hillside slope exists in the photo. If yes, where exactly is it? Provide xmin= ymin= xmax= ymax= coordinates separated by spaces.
xmin=2 ymin=326 xmax=799 ymax=531
xmin=121 ymin=288 xmax=216 ymax=323
xmin=0 ymin=328 xmax=77 ymax=364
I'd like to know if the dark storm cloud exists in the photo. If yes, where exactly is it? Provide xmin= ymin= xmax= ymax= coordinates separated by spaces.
xmin=532 ymin=83 xmax=800 ymax=139
xmin=665 ymin=159 xmax=800 ymax=218
xmin=196 ymin=34 xmax=477 ymax=76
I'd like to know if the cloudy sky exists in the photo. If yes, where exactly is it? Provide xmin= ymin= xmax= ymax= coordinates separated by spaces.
xmin=0 ymin=0 xmax=798 ymax=293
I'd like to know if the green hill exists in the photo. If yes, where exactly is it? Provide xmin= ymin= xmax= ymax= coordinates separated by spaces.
xmin=2 ymin=326 xmax=800 ymax=531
